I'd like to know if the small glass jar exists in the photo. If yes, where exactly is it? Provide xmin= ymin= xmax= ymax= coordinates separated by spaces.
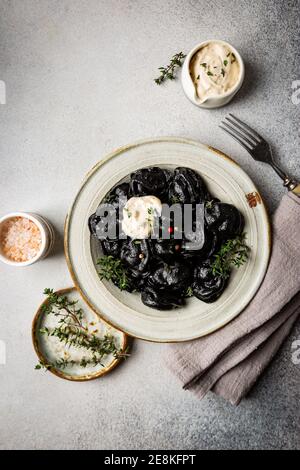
xmin=0 ymin=212 xmax=55 ymax=266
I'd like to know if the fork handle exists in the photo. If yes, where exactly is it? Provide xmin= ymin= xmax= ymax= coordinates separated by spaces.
xmin=283 ymin=178 xmax=300 ymax=197
xmin=271 ymin=163 xmax=300 ymax=197
xmin=291 ymin=183 xmax=300 ymax=197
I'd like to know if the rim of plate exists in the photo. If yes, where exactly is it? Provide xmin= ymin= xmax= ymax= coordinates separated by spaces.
xmin=64 ymin=137 xmax=271 ymax=343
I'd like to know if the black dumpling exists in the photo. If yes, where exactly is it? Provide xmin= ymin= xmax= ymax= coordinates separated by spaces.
xmin=192 ymin=260 xmax=227 ymax=303
xmin=141 ymin=286 xmax=185 ymax=310
xmin=88 ymin=183 xmax=130 ymax=238
xmin=168 ymin=167 xmax=209 ymax=204
xmin=181 ymin=229 xmax=219 ymax=261
xmin=205 ymin=202 xmax=244 ymax=239
xmin=114 ymin=182 xmax=131 ymax=198
xmin=89 ymin=205 xmax=121 ymax=240
xmin=88 ymin=212 xmax=101 ymax=237
xmin=104 ymin=182 xmax=131 ymax=207
xmin=90 ymin=183 xmax=131 ymax=239
xmin=101 ymin=239 xmax=123 ymax=258
xmin=150 ymin=239 xmax=182 ymax=261
xmin=130 ymin=167 xmax=171 ymax=198
xmin=89 ymin=208 xmax=117 ymax=238
xmin=148 ymin=260 xmax=192 ymax=293
xmin=103 ymin=183 xmax=130 ymax=203
xmin=126 ymin=268 xmax=150 ymax=291
xmin=120 ymin=240 xmax=150 ymax=274
xmin=180 ymin=204 xmax=206 ymax=255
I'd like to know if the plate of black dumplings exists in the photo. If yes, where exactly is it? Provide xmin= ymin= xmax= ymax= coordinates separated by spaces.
xmin=65 ymin=138 xmax=271 ymax=341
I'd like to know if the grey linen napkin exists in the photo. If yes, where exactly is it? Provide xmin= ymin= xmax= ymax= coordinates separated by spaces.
xmin=165 ymin=192 xmax=300 ymax=405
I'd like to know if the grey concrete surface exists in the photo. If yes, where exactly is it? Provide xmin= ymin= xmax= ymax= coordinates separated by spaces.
xmin=0 ymin=0 xmax=300 ymax=450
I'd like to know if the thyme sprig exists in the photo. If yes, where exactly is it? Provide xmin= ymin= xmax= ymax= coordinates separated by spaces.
xmin=211 ymin=233 xmax=250 ymax=279
xmin=40 ymin=325 xmax=123 ymax=359
xmin=170 ymin=195 xmax=181 ymax=204
xmin=35 ymin=289 xmax=129 ymax=371
xmin=36 ymin=350 xmax=128 ymax=371
xmin=154 ymin=52 xmax=186 ymax=85
xmin=185 ymin=286 xmax=193 ymax=298
xmin=41 ymin=288 xmax=87 ymax=331
xmin=97 ymin=256 xmax=130 ymax=291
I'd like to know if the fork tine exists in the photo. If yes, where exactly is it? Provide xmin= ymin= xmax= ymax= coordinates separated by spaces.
xmin=225 ymin=116 xmax=259 ymax=144
xmin=221 ymin=121 xmax=255 ymax=148
xmin=219 ymin=125 xmax=253 ymax=153
xmin=228 ymin=114 xmax=264 ymax=141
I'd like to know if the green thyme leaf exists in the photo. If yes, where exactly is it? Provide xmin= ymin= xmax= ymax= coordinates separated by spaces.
xmin=124 ymin=208 xmax=132 ymax=218
xmin=97 ymin=256 xmax=130 ymax=291
xmin=154 ymin=52 xmax=186 ymax=85
xmin=185 ymin=286 xmax=193 ymax=298
xmin=211 ymin=233 xmax=250 ymax=279
xmin=35 ymin=360 xmax=51 ymax=371
xmin=170 ymin=195 xmax=181 ymax=204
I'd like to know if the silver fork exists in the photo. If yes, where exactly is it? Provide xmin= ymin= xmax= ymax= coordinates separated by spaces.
xmin=220 ymin=114 xmax=300 ymax=197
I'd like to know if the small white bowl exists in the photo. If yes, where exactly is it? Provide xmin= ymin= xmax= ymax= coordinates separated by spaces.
xmin=181 ymin=39 xmax=245 ymax=109
xmin=0 ymin=212 xmax=55 ymax=267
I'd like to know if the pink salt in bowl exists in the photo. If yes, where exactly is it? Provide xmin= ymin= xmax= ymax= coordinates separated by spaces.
xmin=0 ymin=212 xmax=55 ymax=267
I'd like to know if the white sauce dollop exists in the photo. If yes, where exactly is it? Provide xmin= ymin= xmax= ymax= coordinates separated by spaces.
xmin=190 ymin=43 xmax=240 ymax=102
xmin=122 ymin=195 xmax=162 ymax=239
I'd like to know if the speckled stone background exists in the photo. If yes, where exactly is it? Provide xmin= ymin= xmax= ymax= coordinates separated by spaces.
xmin=0 ymin=0 xmax=300 ymax=450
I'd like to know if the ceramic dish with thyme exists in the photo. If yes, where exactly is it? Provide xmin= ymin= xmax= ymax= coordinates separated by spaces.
xmin=32 ymin=287 xmax=128 ymax=381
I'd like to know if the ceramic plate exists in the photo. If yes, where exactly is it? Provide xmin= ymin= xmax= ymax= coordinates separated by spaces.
xmin=65 ymin=138 xmax=271 ymax=342
xmin=32 ymin=287 xmax=128 ymax=381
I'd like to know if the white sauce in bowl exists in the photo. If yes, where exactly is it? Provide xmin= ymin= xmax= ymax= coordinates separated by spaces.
xmin=189 ymin=42 xmax=240 ymax=103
